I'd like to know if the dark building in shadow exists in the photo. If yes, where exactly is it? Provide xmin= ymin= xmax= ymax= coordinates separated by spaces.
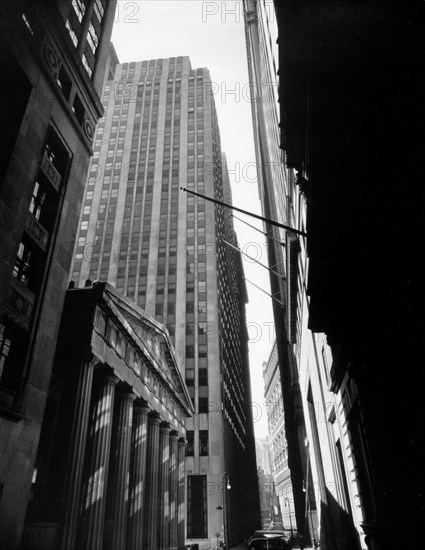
xmin=0 ymin=2 xmax=117 ymax=548
xmin=274 ymin=1 xmax=425 ymax=548
xmin=244 ymin=1 xmax=425 ymax=548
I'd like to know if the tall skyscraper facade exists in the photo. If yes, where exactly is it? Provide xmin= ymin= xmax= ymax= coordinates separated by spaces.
xmin=243 ymin=0 xmax=313 ymax=544
xmin=71 ymin=56 xmax=260 ymax=548
xmin=0 ymin=2 xmax=117 ymax=548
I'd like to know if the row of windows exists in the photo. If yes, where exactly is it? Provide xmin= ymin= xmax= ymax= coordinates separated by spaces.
xmin=223 ymin=375 xmax=247 ymax=434
xmin=185 ymin=344 xmax=207 ymax=358
xmin=20 ymin=11 xmax=92 ymax=134
xmin=118 ymin=58 xmax=190 ymax=80
xmin=67 ymin=0 xmax=105 ymax=78
xmin=185 ymin=366 xmax=208 ymax=387
xmin=2 ymin=127 xmax=70 ymax=396
xmin=185 ymin=430 xmax=208 ymax=456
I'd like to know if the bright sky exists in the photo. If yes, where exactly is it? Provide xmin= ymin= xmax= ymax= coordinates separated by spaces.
xmin=111 ymin=0 xmax=274 ymax=438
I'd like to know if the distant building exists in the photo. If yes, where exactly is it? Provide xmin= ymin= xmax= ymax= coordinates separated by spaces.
xmin=263 ymin=344 xmax=296 ymax=538
xmin=255 ymin=437 xmax=272 ymax=475
xmin=256 ymin=437 xmax=284 ymax=531
xmin=257 ymin=467 xmax=283 ymax=530
xmin=70 ymin=56 xmax=260 ymax=548
xmin=0 ymin=2 xmax=117 ymax=548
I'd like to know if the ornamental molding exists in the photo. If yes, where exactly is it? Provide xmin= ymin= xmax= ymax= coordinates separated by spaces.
xmin=83 ymin=114 xmax=95 ymax=141
xmin=42 ymin=38 xmax=61 ymax=76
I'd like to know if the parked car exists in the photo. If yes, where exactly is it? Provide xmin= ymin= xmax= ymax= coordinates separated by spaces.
xmin=247 ymin=530 xmax=291 ymax=549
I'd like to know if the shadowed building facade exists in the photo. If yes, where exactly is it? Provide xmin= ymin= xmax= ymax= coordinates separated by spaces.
xmin=70 ymin=57 xmax=260 ymax=548
xmin=0 ymin=2 xmax=117 ymax=548
xmin=244 ymin=2 xmax=365 ymax=548
xmin=244 ymin=0 xmax=425 ymax=549
xmin=273 ymin=2 xmax=425 ymax=548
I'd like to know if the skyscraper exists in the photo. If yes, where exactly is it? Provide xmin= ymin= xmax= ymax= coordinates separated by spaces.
xmin=71 ymin=56 xmax=260 ymax=548
xmin=243 ymin=0 xmax=313 ymax=544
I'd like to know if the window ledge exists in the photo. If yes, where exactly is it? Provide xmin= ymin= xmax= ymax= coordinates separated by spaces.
xmin=0 ymin=405 xmax=24 ymax=422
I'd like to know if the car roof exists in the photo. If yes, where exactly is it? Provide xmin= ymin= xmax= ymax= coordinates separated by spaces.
xmin=248 ymin=534 xmax=286 ymax=542
xmin=253 ymin=530 xmax=286 ymax=536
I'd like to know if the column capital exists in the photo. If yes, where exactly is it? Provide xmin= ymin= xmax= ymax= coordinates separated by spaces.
xmin=134 ymin=398 xmax=152 ymax=414
xmin=148 ymin=412 xmax=163 ymax=426
xmin=160 ymin=422 xmax=172 ymax=434
xmin=178 ymin=437 xmax=187 ymax=447
xmin=95 ymin=365 xmax=119 ymax=385
xmin=169 ymin=431 xmax=180 ymax=442
xmin=81 ymin=352 xmax=95 ymax=364
xmin=116 ymin=384 xmax=137 ymax=401
xmin=104 ymin=373 xmax=120 ymax=385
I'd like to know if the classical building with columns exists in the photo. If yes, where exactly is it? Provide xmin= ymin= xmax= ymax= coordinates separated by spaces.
xmin=22 ymin=281 xmax=193 ymax=550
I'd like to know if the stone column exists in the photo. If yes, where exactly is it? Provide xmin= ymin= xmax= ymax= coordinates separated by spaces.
xmin=108 ymin=388 xmax=136 ymax=550
xmin=169 ymin=432 xmax=180 ymax=550
xmin=81 ymin=370 xmax=118 ymax=550
xmin=127 ymin=401 xmax=151 ymax=550
xmin=61 ymin=357 xmax=95 ymax=550
xmin=177 ymin=438 xmax=186 ymax=549
xmin=159 ymin=423 xmax=172 ymax=550
xmin=144 ymin=413 xmax=162 ymax=549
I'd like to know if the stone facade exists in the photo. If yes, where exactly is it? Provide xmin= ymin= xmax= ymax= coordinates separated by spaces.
xmin=262 ymin=344 xmax=296 ymax=538
xmin=0 ymin=2 xmax=117 ymax=548
xmin=23 ymin=281 xmax=192 ymax=550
